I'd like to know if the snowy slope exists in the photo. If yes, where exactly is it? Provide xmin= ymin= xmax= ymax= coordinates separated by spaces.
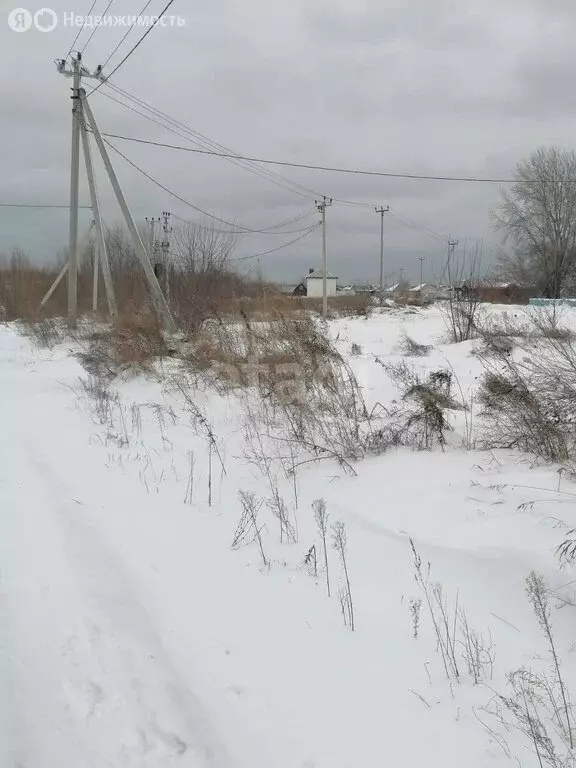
xmin=2 ymin=307 xmax=576 ymax=768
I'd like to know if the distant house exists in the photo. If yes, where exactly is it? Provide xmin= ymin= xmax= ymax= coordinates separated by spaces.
xmin=292 ymin=282 xmax=307 ymax=297
xmin=460 ymin=282 xmax=536 ymax=305
xmin=408 ymin=283 xmax=437 ymax=303
xmin=304 ymin=268 xmax=339 ymax=298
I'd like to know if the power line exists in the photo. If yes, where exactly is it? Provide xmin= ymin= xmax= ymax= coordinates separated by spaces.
xmin=96 ymin=87 xmax=315 ymax=200
xmin=80 ymin=0 xmax=116 ymax=54
xmin=100 ymin=132 xmax=451 ymax=243
xmin=66 ymin=0 xmax=99 ymax=57
xmin=90 ymin=102 xmax=452 ymax=241
xmin=87 ymin=0 xmax=178 ymax=96
xmin=0 ymin=202 xmax=91 ymax=209
xmin=104 ymin=83 xmax=323 ymax=198
xmin=90 ymin=129 xmax=529 ymax=184
xmin=170 ymin=211 xmax=316 ymax=235
xmin=231 ymin=224 xmax=321 ymax=262
xmin=86 ymin=84 xmax=458 ymax=244
xmin=388 ymin=209 xmax=447 ymax=242
xmin=98 ymin=0 xmax=155 ymax=67
xmin=104 ymin=138 xmax=317 ymax=235
xmin=97 ymin=82 xmax=323 ymax=200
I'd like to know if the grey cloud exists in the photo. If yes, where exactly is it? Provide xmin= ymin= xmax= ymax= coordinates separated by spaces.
xmin=0 ymin=0 xmax=571 ymax=283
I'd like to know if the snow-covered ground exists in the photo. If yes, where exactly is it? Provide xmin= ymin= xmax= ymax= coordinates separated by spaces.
xmin=2 ymin=305 xmax=576 ymax=768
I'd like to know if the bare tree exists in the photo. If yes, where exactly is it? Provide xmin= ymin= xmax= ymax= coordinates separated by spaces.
xmin=442 ymin=240 xmax=483 ymax=343
xmin=172 ymin=218 xmax=237 ymax=274
xmin=493 ymin=146 xmax=576 ymax=298
xmin=170 ymin=218 xmax=242 ymax=329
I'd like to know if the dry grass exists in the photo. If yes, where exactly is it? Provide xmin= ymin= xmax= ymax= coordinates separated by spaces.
xmin=207 ymin=292 xmax=373 ymax=321
xmin=75 ymin=311 xmax=172 ymax=379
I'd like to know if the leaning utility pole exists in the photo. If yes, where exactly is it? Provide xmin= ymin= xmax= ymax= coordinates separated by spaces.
xmin=78 ymin=106 xmax=117 ymax=319
xmin=375 ymin=205 xmax=390 ymax=305
xmin=315 ymin=196 xmax=332 ymax=317
xmin=40 ymin=221 xmax=95 ymax=309
xmin=58 ymin=54 xmax=175 ymax=333
xmin=83 ymin=94 xmax=176 ymax=332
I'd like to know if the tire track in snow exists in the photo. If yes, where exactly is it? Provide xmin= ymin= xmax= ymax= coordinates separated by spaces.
xmin=12 ymin=437 xmax=233 ymax=768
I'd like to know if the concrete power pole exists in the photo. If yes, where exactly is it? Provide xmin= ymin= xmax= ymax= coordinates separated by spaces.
xmin=315 ymin=196 xmax=332 ymax=317
xmin=58 ymin=55 xmax=175 ymax=332
xmin=161 ymin=211 xmax=172 ymax=303
xmin=58 ymin=53 xmax=109 ymax=327
xmin=448 ymin=239 xmax=459 ymax=285
xmin=82 ymin=95 xmax=176 ymax=333
xmin=419 ymin=256 xmax=425 ymax=287
xmin=67 ymin=55 xmax=81 ymax=329
xmin=146 ymin=216 xmax=160 ymax=267
xmin=79 ymin=107 xmax=116 ymax=319
xmin=375 ymin=205 xmax=390 ymax=305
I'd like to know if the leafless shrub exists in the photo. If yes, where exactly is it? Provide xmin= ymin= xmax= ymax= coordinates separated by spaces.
xmin=440 ymin=242 xmax=484 ymax=343
xmin=75 ymin=312 xmax=171 ymax=380
xmin=18 ymin=317 xmax=63 ymax=348
xmin=483 ymin=571 xmax=576 ymax=767
xmin=184 ymin=450 xmax=195 ymax=504
xmin=168 ymin=374 xmax=227 ymax=505
xmin=497 ymin=669 xmax=566 ymax=768
xmin=78 ymin=374 xmax=114 ymax=425
xmin=557 ymin=533 xmax=576 ymax=567
xmin=313 ymin=498 xmax=331 ymax=597
xmin=232 ymin=491 xmax=269 ymax=568
xmin=337 ymin=583 xmax=350 ymax=627
xmin=410 ymin=539 xmax=493 ymax=682
xmin=475 ymin=312 xmax=530 ymax=357
xmin=128 ymin=404 xmax=141 ymax=438
xmin=351 ymin=342 xmax=362 ymax=356
xmin=383 ymin=363 xmax=461 ymax=451
xmin=332 ymin=520 xmax=354 ymax=631
xmin=410 ymin=598 xmax=422 ymax=639
xmin=227 ymin=315 xmax=382 ymax=467
xmin=459 ymin=608 xmax=495 ymax=684
xmin=76 ymin=339 xmax=122 ymax=380
xmin=267 ymin=487 xmax=298 ymax=544
xmin=476 ymin=333 xmax=575 ymax=465
xmin=399 ymin=333 xmax=431 ymax=357
xmin=492 ymin=668 xmax=576 ymax=768
xmin=304 ymin=544 xmax=318 ymax=577
xmin=527 ymin=572 xmax=573 ymax=748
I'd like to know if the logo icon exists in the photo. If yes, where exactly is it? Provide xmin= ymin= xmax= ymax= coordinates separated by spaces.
xmin=8 ymin=7 xmax=32 ymax=31
xmin=34 ymin=7 xmax=57 ymax=31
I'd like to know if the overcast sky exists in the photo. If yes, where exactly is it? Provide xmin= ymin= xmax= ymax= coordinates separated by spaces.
xmin=1 ymin=0 xmax=575 ymax=284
